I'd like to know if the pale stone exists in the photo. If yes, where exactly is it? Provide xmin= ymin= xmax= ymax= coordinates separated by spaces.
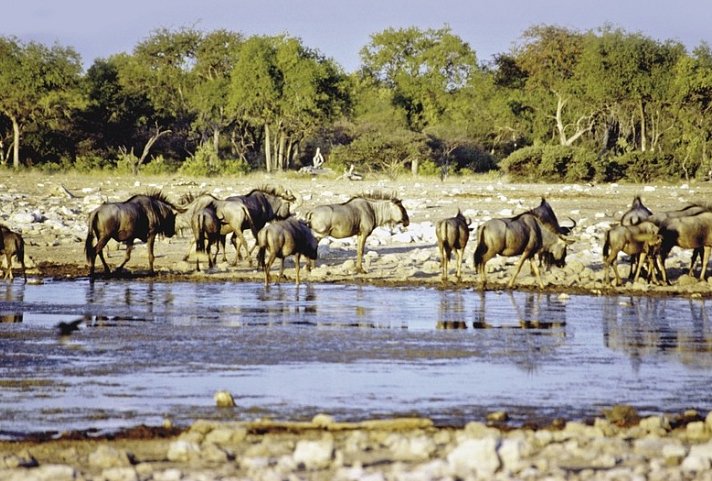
xmin=386 ymin=434 xmax=436 ymax=462
xmin=89 ymin=445 xmax=132 ymax=469
xmin=447 ymin=437 xmax=500 ymax=478
xmin=166 ymin=440 xmax=201 ymax=462
xmin=293 ymin=438 xmax=335 ymax=470
xmin=682 ymin=454 xmax=711 ymax=472
xmin=101 ymin=467 xmax=139 ymax=481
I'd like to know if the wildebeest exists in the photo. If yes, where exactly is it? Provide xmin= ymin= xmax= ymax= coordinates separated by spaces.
xmin=602 ymin=221 xmax=663 ymax=286
xmin=305 ymin=192 xmax=410 ymax=273
xmin=658 ymin=211 xmax=712 ymax=283
xmin=256 ymin=217 xmax=318 ymax=286
xmin=527 ymin=198 xmax=576 ymax=268
xmin=221 ymin=186 xmax=296 ymax=265
xmin=620 ymin=195 xmax=653 ymax=226
xmin=0 ymin=225 xmax=26 ymax=282
xmin=84 ymin=191 xmax=184 ymax=276
xmin=435 ymin=209 xmax=471 ymax=282
xmin=473 ymin=212 xmax=573 ymax=289
xmin=191 ymin=201 xmax=222 ymax=271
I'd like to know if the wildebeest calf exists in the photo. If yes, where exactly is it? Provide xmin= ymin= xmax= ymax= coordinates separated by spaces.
xmin=191 ymin=202 xmax=222 ymax=271
xmin=435 ymin=209 xmax=470 ymax=282
xmin=256 ymin=217 xmax=318 ymax=286
xmin=0 ymin=225 xmax=26 ymax=283
xmin=602 ymin=221 xmax=662 ymax=286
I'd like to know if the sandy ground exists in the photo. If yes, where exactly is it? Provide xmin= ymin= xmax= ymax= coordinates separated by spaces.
xmin=2 ymin=170 xmax=712 ymax=296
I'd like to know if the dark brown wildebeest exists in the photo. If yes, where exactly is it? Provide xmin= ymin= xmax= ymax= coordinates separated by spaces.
xmin=473 ymin=212 xmax=573 ymax=289
xmin=602 ymin=221 xmax=662 ymax=286
xmin=191 ymin=201 xmax=222 ymax=271
xmin=658 ymin=211 xmax=712 ymax=283
xmin=0 ymin=225 xmax=26 ymax=283
xmin=435 ymin=209 xmax=471 ymax=282
xmin=256 ymin=217 xmax=318 ymax=286
xmin=221 ymin=186 xmax=296 ymax=265
xmin=620 ymin=195 xmax=654 ymax=226
xmin=305 ymin=192 xmax=409 ymax=273
xmin=527 ymin=198 xmax=576 ymax=269
xmin=84 ymin=191 xmax=184 ymax=276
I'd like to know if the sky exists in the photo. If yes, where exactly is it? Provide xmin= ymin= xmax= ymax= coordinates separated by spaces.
xmin=6 ymin=0 xmax=712 ymax=72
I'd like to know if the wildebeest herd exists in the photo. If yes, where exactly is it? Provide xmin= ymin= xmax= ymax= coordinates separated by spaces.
xmin=2 ymin=185 xmax=712 ymax=289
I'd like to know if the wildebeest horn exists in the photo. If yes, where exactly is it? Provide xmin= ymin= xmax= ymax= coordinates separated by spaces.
xmin=565 ymin=217 xmax=577 ymax=230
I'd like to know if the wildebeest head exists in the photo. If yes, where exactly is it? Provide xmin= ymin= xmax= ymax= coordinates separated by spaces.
xmin=530 ymin=197 xmax=576 ymax=235
xmin=391 ymin=198 xmax=410 ymax=227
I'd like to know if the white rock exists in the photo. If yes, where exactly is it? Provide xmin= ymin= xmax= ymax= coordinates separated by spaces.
xmin=88 ymin=445 xmax=132 ymax=469
xmin=682 ymin=454 xmax=711 ymax=472
xmin=643 ymin=185 xmax=656 ymax=192
xmin=166 ymin=440 xmax=200 ymax=462
xmin=293 ymin=438 xmax=334 ymax=470
xmin=386 ymin=434 xmax=436 ymax=462
xmin=447 ymin=437 xmax=500 ymax=478
xmin=100 ymin=467 xmax=139 ymax=481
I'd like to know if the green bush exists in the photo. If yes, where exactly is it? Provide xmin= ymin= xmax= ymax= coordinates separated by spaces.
xmin=140 ymin=155 xmax=179 ymax=175
xmin=616 ymin=151 xmax=677 ymax=183
xmin=501 ymin=145 xmax=597 ymax=182
xmin=416 ymin=159 xmax=441 ymax=176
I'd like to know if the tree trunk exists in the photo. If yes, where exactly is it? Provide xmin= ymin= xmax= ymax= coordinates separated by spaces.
xmin=555 ymin=94 xmax=568 ymax=146
xmin=11 ymin=116 xmax=20 ymax=169
xmin=264 ymin=124 xmax=271 ymax=173
xmin=411 ymin=158 xmax=419 ymax=176
xmin=277 ymin=131 xmax=287 ymax=171
xmin=134 ymin=127 xmax=171 ymax=175
xmin=213 ymin=128 xmax=220 ymax=156
xmin=639 ymin=99 xmax=647 ymax=152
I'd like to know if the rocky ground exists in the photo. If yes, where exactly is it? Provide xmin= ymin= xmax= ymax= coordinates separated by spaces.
xmin=2 ymin=170 xmax=712 ymax=296
xmin=4 ymin=410 xmax=712 ymax=480
xmin=3 ymin=170 xmax=712 ymax=480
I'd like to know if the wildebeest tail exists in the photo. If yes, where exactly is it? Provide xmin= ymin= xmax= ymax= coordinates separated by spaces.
xmin=472 ymin=224 xmax=486 ymax=273
xmin=84 ymin=210 xmax=98 ymax=264
xmin=196 ymin=212 xmax=207 ymax=254
xmin=602 ymin=230 xmax=611 ymax=259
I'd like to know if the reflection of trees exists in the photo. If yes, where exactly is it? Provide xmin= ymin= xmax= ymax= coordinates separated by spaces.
xmin=602 ymin=297 xmax=712 ymax=369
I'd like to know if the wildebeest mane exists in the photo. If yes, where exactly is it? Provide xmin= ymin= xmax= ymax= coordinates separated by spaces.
xmin=178 ymin=191 xmax=219 ymax=206
xmin=350 ymin=190 xmax=403 ymax=204
xmin=249 ymin=185 xmax=295 ymax=201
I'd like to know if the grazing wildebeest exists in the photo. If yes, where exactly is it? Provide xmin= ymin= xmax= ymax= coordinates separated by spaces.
xmin=527 ymin=198 xmax=576 ymax=269
xmin=602 ymin=221 xmax=663 ymax=286
xmin=473 ymin=212 xmax=573 ymax=289
xmin=620 ymin=195 xmax=653 ymax=226
xmin=0 ymin=225 xmax=26 ymax=283
xmin=305 ymin=192 xmax=410 ymax=273
xmin=256 ymin=217 xmax=318 ymax=286
xmin=221 ymin=186 xmax=296 ymax=265
xmin=191 ymin=201 xmax=222 ymax=271
xmin=658 ymin=211 xmax=712 ymax=283
xmin=84 ymin=191 xmax=184 ymax=276
xmin=435 ymin=209 xmax=471 ymax=282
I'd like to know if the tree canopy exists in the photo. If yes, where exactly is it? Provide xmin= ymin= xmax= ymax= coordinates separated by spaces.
xmin=0 ymin=24 xmax=710 ymax=181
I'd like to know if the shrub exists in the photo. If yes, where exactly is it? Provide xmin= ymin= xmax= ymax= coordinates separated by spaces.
xmin=501 ymin=145 xmax=597 ymax=182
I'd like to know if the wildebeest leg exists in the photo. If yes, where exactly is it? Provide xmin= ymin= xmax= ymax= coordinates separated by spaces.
xmin=610 ymin=260 xmax=623 ymax=287
xmin=438 ymin=243 xmax=448 ymax=281
xmin=699 ymin=246 xmax=711 ymax=281
xmin=507 ymin=252 xmax=532 ymax=288
xmin=689 ymin=248 xmax=702 ymax=276
xmin=146 ymin=235 xmax=157 ymax=274
xmin=277 ymin=258 xmax=286 ymax=282
xmin=92 ymin=235 xmax=113 ymax=274
xmin=3 ymin=253 xmax=12 ymax=281
xmin=529 ymin=257 xmax=545 ymax=289
xmin=264 ymin=250 xmax=277 ymax=286
xmin=356 ymin=233 xmax=367 ymax=273
xmin=632 ymin=251 xmax=648 ymax=283
xmin=116 ymin=242 xmax=134 ymax=272
xmin=455 ymin=248 xmax=464 ymax=281
xmin=233 ymin=230 xmax=252 ymax=266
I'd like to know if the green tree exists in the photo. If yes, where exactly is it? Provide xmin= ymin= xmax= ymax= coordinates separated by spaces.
xmin=0 ymin=36 xmax=84 ymax=168
xmin=360 ymin=26 xmax=477 ymax=132
xmin=228 ymin=35 xmax=350 ymax=172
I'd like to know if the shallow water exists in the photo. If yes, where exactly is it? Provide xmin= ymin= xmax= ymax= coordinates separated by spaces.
xmin=1 ymin=279 xmax=711 ymax=438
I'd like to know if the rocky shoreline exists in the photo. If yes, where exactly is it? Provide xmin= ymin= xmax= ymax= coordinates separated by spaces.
xmin=3 ymin=409 xmax=712 ymax=480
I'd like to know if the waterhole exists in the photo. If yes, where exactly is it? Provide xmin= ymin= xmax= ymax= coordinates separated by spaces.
xmin=1 ymin=279 xmax=710 ymax=438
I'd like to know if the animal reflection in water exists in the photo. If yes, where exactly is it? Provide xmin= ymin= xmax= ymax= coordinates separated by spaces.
xmin=602 ymin=296 xmax=712 ymax=370
xmin=436 ymin=291 xmax=567 ymax=373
